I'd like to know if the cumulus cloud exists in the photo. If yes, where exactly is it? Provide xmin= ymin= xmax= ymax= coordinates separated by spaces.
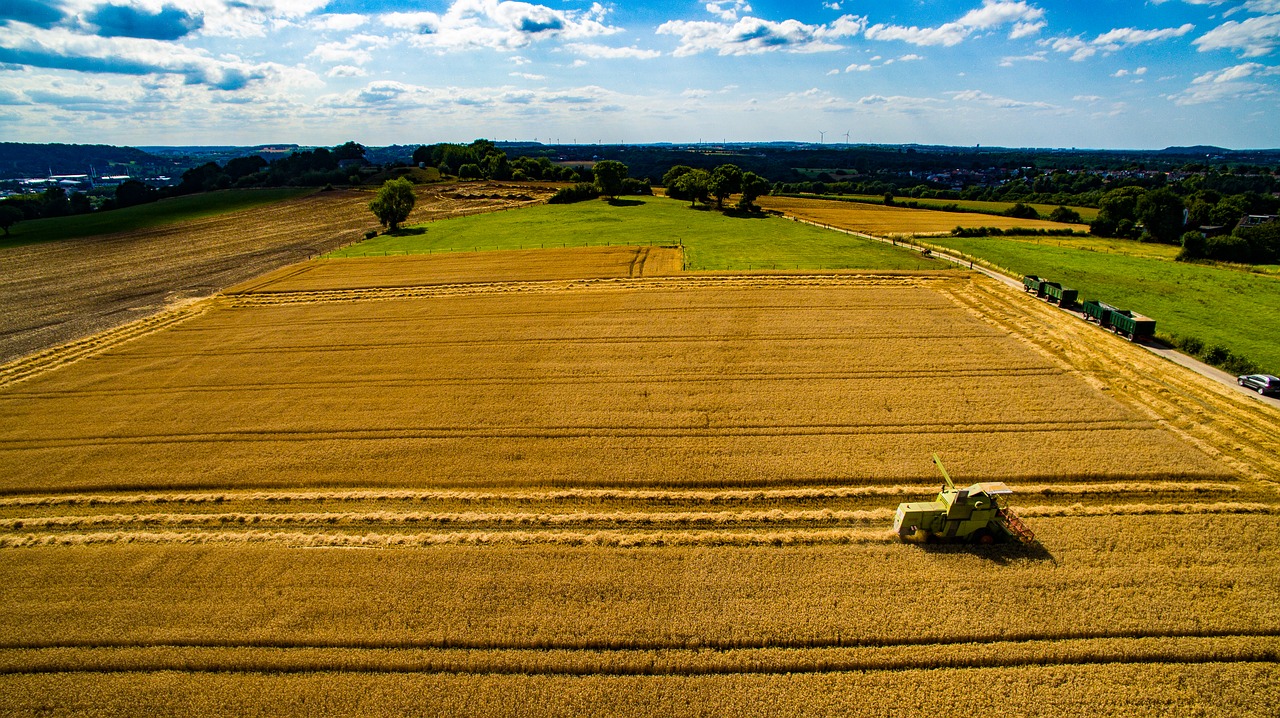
xmin=0 ymin=0 xmax=66 ymax=29
xmin=705 ymin=1 xmax=752 ymax=22
xmin=319 ymin=79 xmax=618 ymax=113
xmin=307 ymin=34 xmax=390 ymax=65
xmin=382 ymin=0 xmax=619 ymax=52
xmin=657 ymin=14 xmax=867 ymax=56
xmin=85 ymin=4 xmax=204 ymax=41
xmin=1047 ymin=23 xmax=1195 ymax=61
xmin=325 ymin=64 xmax=366 ymax=78
xmin=865 ymin=0 xmax=1045 ymax=47
xmin=1194 ymin=14 xmax=1280 ymax=57
xmin=999 ymin=51 xmax=1047 ymax=66
xmin=0 ymin=22 xmax=294 ymax=90
xmin=949 ymin=88 xmax=1057 ymax=109
xmin=310 ymin=14 xmax=368 ymax=32
xmin=568 ymin=43 xmax=661 ymax=59
xmin=1172 ymin=61 xmax=1280 ymax=103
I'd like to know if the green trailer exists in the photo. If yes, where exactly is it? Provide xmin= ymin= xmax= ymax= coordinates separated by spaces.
xmin=1042 ymin=283 xmax=1078 ymax=307
xmin=1081 ymin=300 xmax=1118 ymax=325
xmin=1022 ymin=275 xmax=1045 ymax=294
xmin=1107 ymin=310 xmax=1156 ymax=340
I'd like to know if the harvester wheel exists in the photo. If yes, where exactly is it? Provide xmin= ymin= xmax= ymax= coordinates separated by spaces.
xmin=971 ymin=528 xmax=996 ymax=545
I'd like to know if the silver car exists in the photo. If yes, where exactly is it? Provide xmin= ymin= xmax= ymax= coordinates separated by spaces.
xmin=1237 ymin=374 xmax=1280 ymax=396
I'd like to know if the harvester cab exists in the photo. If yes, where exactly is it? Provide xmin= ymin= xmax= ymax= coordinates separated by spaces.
xmin=893 ymin=454 xmax=1035 ymax=545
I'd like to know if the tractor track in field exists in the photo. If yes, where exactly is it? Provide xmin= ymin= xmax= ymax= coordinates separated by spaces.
xmin=0 ymin=634 xmax=1276 ymax=676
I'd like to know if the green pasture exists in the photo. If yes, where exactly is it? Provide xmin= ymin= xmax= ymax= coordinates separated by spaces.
xmin=813 ymin=194 xmax=1098 ymax=223
xmin=928 ymin=234 xmax=1280 ymax=373
xmin=331 ymin=196 xmax=942 ymax=271
xmin=1 ymin=188 xmax=312 ymax=247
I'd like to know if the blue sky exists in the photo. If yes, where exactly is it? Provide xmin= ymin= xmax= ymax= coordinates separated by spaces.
xmin=1 ymin=0 xmax=1278 ymax=148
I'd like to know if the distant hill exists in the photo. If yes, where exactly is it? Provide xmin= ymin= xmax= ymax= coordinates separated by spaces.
xmin=1161 ymin=145 xmax=1231 ymax=155
xmin=0 ymin=143 xmax=169 ymax=178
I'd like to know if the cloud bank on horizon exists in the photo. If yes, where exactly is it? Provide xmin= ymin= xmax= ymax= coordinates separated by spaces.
xmin=0 ymin=0 xmax=1277 ymax=148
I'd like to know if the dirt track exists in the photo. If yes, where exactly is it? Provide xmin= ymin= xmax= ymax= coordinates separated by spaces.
xmin=0 ymin=184 xmax=554 ymax=364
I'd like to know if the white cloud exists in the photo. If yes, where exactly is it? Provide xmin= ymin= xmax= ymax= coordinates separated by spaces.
xmin=307 ymin=34 xmax=389 ymax=65
xmin=949 ymin=88 xmax=1057 ymax=109
xmin=325 ymin=64 xmax=366 ymax=78
xmin=381 ymin=0 xmax=619 ymax=52
xmin=510 ymin=71 xmax=545 ymax=79
xmin=1195 ymin=14 xmax=1280 ymax=57
xmin=705 ymin=1 xmax=752 ymax=22
xmin=898 ymin=53 xmax=924 ymax=61
xmin=0 ymin=22 xmax=302 ymax=90
xmin=999 ymin=51 xmax=1047 ymax=66
xmin=568 ymin=43 xmax=662 ymax=59
xmin=1046 ymin=23 xmax=1194 ymax=61
xmin=824 ymin=2 xmax=842 ymax=10
xmin=845 ymin=63 xmax=871 ymax=71
xmin=1093 ymin=24 xmax=1195 ymax=48
xmin=657 ymin=15 xmax=867 ymax=56
xmin=1073 ymin=94 xmax=1103 ymax=102
xmin=865 ymin=0 xmax=1045 ymax=48
xmin=1172 ymin=61 xmax=1280 ymax=103
xmin=1245 ymin=0 xmax=1280 ymax=11
xmin=1113 ymin=68 xmax=1130 ymax=77
xmin=1010 ymin=20 xmax=1046 ymax=39
xmin=310 ymin=14 xmax=368 ymax=32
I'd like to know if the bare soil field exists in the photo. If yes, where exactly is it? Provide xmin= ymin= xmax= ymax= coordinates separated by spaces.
xmin=1 ymin=247 xmax=1278 ymax=715
xmin=757 ymin=195 xmax=1082 ymax=235
xmin=0 ymin=183 xmax=554 ymax=365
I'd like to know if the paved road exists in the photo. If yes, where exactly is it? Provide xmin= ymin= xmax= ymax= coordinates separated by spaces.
xmin=782 ymin=215 xmax=1280 ymax=409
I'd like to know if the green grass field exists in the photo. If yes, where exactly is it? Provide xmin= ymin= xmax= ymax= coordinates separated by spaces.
xmin=330 ymin=196 xmax=943 ymax=271
xmin=928 ymin=234 xmax=1280 ymax=373
xmin=808 ymin=194 xmax=1098 ymax=223
xmin=1 ymin=188 xmax=312 ymax=247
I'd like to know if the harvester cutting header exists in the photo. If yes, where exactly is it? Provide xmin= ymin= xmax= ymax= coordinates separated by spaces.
xmin=893 ymin=455 xmax=1036 ymax=545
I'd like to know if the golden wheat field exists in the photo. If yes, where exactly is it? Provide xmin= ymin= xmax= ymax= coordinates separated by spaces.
xmin=757 ymin=195 xmax=1082 ymax=235
xmin=1 ymin=245 xmax=1278 ymax=716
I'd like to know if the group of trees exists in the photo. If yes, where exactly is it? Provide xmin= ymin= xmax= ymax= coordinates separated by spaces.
xmin=411 ymin=140 xmax=592 ymax=183
xmin=1085 ymin=185 xmax=1280 ymax=262
xmin=662 ymin=164 xmax=771 ymax=212
xmin=547 ymin=160 xmax=652 ymax=204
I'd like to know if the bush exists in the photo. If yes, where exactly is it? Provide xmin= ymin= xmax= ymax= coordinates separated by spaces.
xmin=1176 ymin=231 xmax=1205 ymax=261
xmin=621 ymin=177 xmax=652 ymax=196
xmin=1004 ymin=203 xmax=1040 ymax=220
xmin=547 ymin=183 xmax=600 ymax=204
xmin=1049 ymin=206 xmax=1083 ymax=223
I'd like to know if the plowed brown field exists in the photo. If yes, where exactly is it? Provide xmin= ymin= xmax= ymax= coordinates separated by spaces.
xmin=757 ymin=195 xmax=1081 ymax=235
xmin=0 ymin=183 xmax=554 ymax=365
xmin=1 ymin=246 xmax=1277 ymax=716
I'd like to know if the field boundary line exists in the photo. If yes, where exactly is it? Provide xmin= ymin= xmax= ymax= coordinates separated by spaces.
xmin=0 ymin=301 xmax=211 ymax=390
xmin=0 ymin=634 xmax=1276 ymax=676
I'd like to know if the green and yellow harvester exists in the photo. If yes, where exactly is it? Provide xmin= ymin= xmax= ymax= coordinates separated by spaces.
xmin=893 ymin=455 xmax=1035 ymax=545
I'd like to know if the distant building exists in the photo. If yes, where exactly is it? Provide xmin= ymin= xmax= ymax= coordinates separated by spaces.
xmin=1238 ymin=214 xmax=1278 ymax=229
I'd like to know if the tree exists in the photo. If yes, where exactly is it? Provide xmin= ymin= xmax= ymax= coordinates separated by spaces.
xmin=114 ymin=180 xmax=155 ymax=209
xmin=0 ymin=204 xmax=22 ymax=236
xmin=737 ymin=172 xmax=770 ymax=211
xmin=39 ymin=186 xmax=71 ymax=217
xmin=592 ymin=160 xmax=628 ymax=199
xmin=662 ymin=165 xmax=695 ymax=200
xmin=1048 ymin=206 xmax=1082 ymax=223
xmin=673 ymin=169 xmax=711 ymax=207
xmin=333 ymin=141 xmax=367 ymax=162
xmin=369 ymin=177 xmax=415 ymax=231
xmin=709 ymin=164 xmax=742 ymax=209
xmin=1136 ymin=187 xmax=1186 ymax=244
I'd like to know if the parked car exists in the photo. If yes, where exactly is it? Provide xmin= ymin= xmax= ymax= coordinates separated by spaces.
xmin=1237 ymin=374 xmax=1280 ymax=396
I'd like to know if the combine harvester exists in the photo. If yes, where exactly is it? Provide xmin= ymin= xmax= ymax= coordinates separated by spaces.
xmin=893 ymin=455 xmax=1036 ymax=545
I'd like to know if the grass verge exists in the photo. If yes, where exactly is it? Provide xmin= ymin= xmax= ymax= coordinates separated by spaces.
xmin=328 ymin=196 xmax=941 ymax=271
xmin=926 ymin=234 xmax=1280 ymax=374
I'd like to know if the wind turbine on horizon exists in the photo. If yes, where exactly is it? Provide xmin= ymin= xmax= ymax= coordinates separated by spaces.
xmin=844 ymin=130 xmax=851 ymax=144
xmin=818 ymin=130 xmax=826 ymax=144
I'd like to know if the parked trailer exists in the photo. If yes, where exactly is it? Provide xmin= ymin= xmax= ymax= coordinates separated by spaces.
xmin=1081 ymin=300 xmax=1118 ymax=325
xmin=1108 ymin=310 xmax=1156 ymax=340
xmin=1022 ymin=275 xmax=1045 ymax=294
xmin=1043 ymin=283 xmax=1078 ymax=307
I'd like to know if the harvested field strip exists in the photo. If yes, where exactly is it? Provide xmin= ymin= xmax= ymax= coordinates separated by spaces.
xmin=0 ymin=419 xmax=1164 ymax=449
xmin=0 ymin=302 xmax=208 ymax=390
xmin=2 ymin=503 xmax=1274 ymax=533
xmin=1 ymin=635 xmax=1277 ymax=676
xmin=2 ymin=367 xmax=1068 ymax=400
xmin=0 ymin=482 xmax=1240 ymax=508
xmin=0 ymin=529 xmax=898 ymax=549
xmin=938 ymin=277 xmax=1280 ymax=483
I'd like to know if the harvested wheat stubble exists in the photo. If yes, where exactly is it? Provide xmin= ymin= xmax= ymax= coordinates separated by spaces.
xmin=0 ymin=276 xmax=1231 ymax=493
xmin=757 ymin=195 xmax=1082 ymax=235
xmin=1 ymin=664 xmax=1277 ymax=717
xmin=0 ymin=514 xmax=1276 ymax=652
